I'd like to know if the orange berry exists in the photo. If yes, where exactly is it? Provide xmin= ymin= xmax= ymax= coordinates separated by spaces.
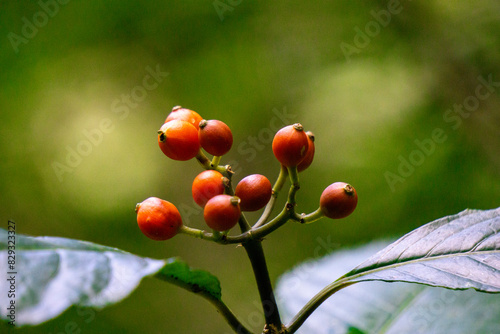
xmin=272 ymin=123 xmax=309 ymax=167
xmin=192 ymin=170 xmax=226 ymax=207
xmin=198 ymin=119 xmax=233 ymax=156
xmin=203 ymin=195 xmax=241 ymax=231
xmin=158 ymin=120 xmax=200 ymax=161
xmin=235 ymin=174 xmax=272 ymax=211
xmin=320 ymin=182 xmax=358 ymax=219
xmin=297 ymin=131 xmax=315 ymax=172
xmin=165 ymin=106 xmax=203 ymax=129
xmin=136 ymin=197 xmax=182 ymax=240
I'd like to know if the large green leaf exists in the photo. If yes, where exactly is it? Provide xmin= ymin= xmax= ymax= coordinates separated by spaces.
xmin=0 ymin=229 xmax=221 ymax=327
xmin=155 ymin=258 xmax=222 ymax=300
xmin=278 ymin=207 xmax=500 ymax=333
xmin=342 ymin=207 xmax=500 ymax=291
xmin=277 ymin=241 xmax=500 ymax=334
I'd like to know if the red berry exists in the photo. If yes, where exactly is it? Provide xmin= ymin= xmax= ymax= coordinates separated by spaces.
xmin=272 ymin=123 xmax=309 ymax=167
xmin=192 ymin=170 xmax=226 ymax=207
xmin=198 ymin=119 xmax=233 ymax=156
xmin=297 ymin=131 xmax=315 ymax=172
xmin=136 ymin=197 xmax=182 ymax=240
xmin=203 ymin=195 xmax=241 ymax=231
xmin=319 ymin=182 xmax=358 ymax=219
xmin=235 ymin=174 xmax=272 ymax=211
xmin=165 ymin=106 xmax=203 ymax=129
xmin=158 ymin=120 xmax=200 ymax=161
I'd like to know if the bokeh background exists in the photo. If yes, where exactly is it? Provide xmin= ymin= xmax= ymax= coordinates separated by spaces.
xmin=1 ymin=1 xmax=499 ymax=333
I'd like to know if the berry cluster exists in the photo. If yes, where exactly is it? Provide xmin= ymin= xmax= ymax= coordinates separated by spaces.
xmin=136 ymin=106 xmax=358 ymax=242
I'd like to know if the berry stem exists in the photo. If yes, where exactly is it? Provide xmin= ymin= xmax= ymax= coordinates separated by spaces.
xmin=196 ymin=150 xmax=227 ymax=174
xmin=179 ymin=225 xmax=213 ymax=240
xmin=253 ymin=165 xmax=288 ymax=228
xmin=212 ymin=229 xmax=222 ymax=241
xmin=180 ymin=204 xmax=300 ymax=244
xmin=196 ymin=150 xmax=212 ymax=169
xmin=287 ymin=166 xmax=299 ymax=189
xmin=181 ymin=167 xmax=306 ymax=244
xmin=211 ymin=155 xmax=222 ymax=168
xmin=274 ymin=165 xmax=289 ymax=193
xmin=286 ymin=166 xmax=300 ymax=208
xmin=301 ymin=208 xmax=324 ymax=224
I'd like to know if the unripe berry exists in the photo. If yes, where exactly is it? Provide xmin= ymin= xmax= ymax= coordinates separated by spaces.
xmin=158 ymin=120 xmax=200 ymax=161
xmin=204 ymin=195 xmax=241 ymax=231
xmin=192 ymin=170 xmax=226 ymax=207
xmin=297 ymin=131 xmax=315 ymax=172
xmin=136 ymin=197 xmax=182 ymax=240
xmin=272 ymin=123 xmax=309 ymax=167
xmin=198 ymin=119 xmax=233 ymax=156
xmin=165 ymin=106 xmax=203 ymax=129
xmin=320 ymin=182 xmax=358 ymax=219
xmin=235 ymin=174 xmax=272 ymax=211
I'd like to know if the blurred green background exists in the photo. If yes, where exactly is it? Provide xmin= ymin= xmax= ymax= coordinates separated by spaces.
xmin=1 ymin=0 xmax=499 ymax=333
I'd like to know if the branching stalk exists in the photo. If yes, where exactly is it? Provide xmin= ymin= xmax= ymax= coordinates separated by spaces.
xmin=254 ymin=165 xmax=288 ymax=228
xmin=301 ymin=208 xmax=324 ymax=224
xmin=285 ymin=280 xmax=354 ymax=333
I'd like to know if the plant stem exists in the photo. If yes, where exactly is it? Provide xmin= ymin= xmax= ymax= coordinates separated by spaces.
xmin=285 ymin=279 xmax=354 ymax=333
xmin=254 ymin=165 xmax=288 ymax=228
xmin=211 ymin=155 xmax=222 ymax=168
xmin=301 ymin=208 xmax=324 ymax=224
xmin=181 ymin=166 xmax=305 ymax=244
xmin=196 ymin=150 xmax=227 ymax=174
xmin=196 ymin=150 xmax=211 ymax=169
xmin=242 ymin=239 xmax=283 ymax=333
xmin=286 ymin=166 xmax=300 ymax=206
xmin=208 ymin=298 xmax=254 ymax=334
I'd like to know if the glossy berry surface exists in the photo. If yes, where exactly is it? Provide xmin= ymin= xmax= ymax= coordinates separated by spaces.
xmin=272 ymin=123 xmax=309 ymax=167
xmin=192 ymin=170 xmax=226 ymax=207
xmin=297 ymin=131 xmax=315 ymax=172
xmin=165 ymin=106 xmax=203 ymax=129
xmin=158 ymin=120 xmax=200 ymax=161
xmin=319 ymin=182 xmax=358 ymax=219
xmin=198 ymin=119 xmax=233 ymax=156
xmin=136 ymin=197 xmax=182 ymax=240
xmin=204 ymin=195 xmax=241 ymax=231
xmin=235 ymin=174 xmax=272 ymax=211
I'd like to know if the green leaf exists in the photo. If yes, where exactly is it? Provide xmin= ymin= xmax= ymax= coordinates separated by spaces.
xmin=0 ymin=229 xmax=221 ymax=327
xmin=279 ymin=207 xmax=500 ymax=333
xmin=347 ymin=326 xmax=367 ymax=334
xmin=155 ymin=258 xmax=222 ymax=301
xmin=277 ymin=241 xmax=500 ymax=334
xmin=342 ymin=207 xmax=500 ymax=292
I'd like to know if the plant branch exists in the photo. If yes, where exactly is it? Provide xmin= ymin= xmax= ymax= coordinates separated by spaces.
xmin=300 ymin=208 xmax=324 ymax=224
xmin=243 ymin=239 xmax=283 ymax=332
xmin=285 ymin=279 xmax=355 ymax=333
xmin=196 ymin=150 xmax=212 ymax=169
xmin=180 ymin=207 xmax=296 ymax=244
xmin=211 ymin=155 xmax=222 ymax=168
xmin=286 ymin=166 xmax=300 ymax=207
xmin=208 ymin=298 xmax=254 ymax=334
xmin=254 ymin=165 xmax=288 ymax=228
xmin=181 ymin=167 xmax=305 ymax=244
xmin=196 ymin=150 xmax=228 ymax=175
